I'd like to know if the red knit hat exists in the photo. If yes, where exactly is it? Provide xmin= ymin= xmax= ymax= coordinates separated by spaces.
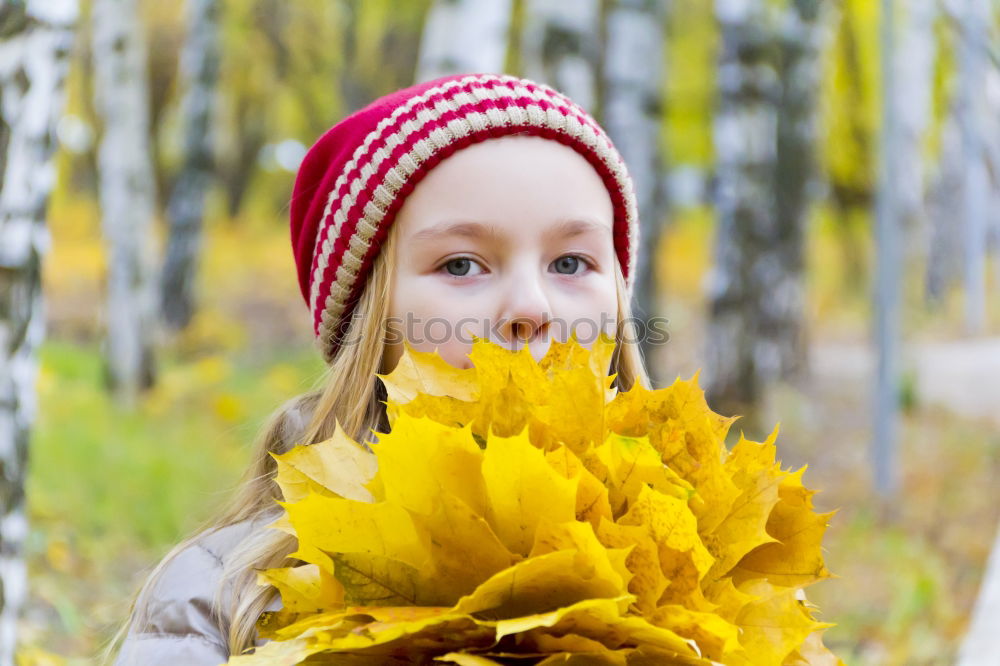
xmin=289 ymin=72 xmax=639 ymax=365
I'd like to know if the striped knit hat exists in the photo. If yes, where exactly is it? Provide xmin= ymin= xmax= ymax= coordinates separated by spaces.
xmin=290 ymin=72 xmax=639 ymax=365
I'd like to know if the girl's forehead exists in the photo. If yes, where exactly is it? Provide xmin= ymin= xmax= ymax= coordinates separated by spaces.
xmin=442 ymin=133 xmax=592 ymax=166
xmin=395 ymin=135 xmax=615 ymax=231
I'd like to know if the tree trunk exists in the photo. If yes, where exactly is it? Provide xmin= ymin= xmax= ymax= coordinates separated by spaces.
xmin=602 ymin=0 xmax=669 ymax=384
xmin=0 ymin=1 xmax=77 ymax=662
xmin=92 ymin=0 xmax=159 ymax=406
xmin=926 ymin=109 xmax=965 ymax=303
xmin=160 ymin=0 xmax=221 ymax=332
xmin=222 ymin=93 xmax=265 ymax=220
xmin=769 ymin=0 xmax=824 ymax=380
xmin=895 ymin=0 xmax=936 ymax=238
xmin=705 ymin=0 xmax=823 ymax=415
xmin=417 ymin=0 xmax=513 ymax=82
xmin=873 ymin=0 xmax=901 ymax=499
xmin=958 ymin=0 xmax=990 ymax=334
xmin=521 ymin=0 xmax=602 ymax=114
xmin=705 ymin=0 xmax=778 ymax=415
xmin=988 ymin=63 xmax=1000 ymax=308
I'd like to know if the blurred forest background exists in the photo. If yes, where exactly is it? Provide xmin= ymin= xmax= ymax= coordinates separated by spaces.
xmin=2 ymin=0 xmax=1000 ymax=664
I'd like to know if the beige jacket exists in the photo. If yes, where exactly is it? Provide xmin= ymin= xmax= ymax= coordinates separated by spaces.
xmin=113 ymin=513 xmax=283 ymax=665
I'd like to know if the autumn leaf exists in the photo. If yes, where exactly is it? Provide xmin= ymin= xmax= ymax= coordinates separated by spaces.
xmin=271 ymin=421 xmax=376 ymax=503
xmin=231 ymin=333 xmax=843 ymax=665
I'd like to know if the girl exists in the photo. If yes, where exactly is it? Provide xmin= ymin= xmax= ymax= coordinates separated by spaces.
xmin=104 ymin=72 xmax=651 ymax=665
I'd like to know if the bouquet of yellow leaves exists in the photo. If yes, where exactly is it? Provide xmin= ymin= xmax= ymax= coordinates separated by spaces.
xmin=227 ymin=333 xmax=843 ymax=665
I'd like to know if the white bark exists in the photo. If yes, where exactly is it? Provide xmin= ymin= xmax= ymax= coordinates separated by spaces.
xmin=705 ymin=0 xmax=825 ymax=412
xmin=988 ymin=65 xmax=1000 ymax=304
xmin=927 ymin=1 xmax=1000 ymax=315
xmin=958 ymin=0 xmax=990 ymax=334
xmin=602 ymin=0 xmax=668 ymax=382
xmin=521 ymin=0 xmax=601 ymax=112
xmin=161 ymin=0 xmax=220 ymax=331
xmin=706 ymin=0 xmax=779 ymax=413
xmin=416 ymin=0 xmax=512 ymax=82
xmin=92 ymin=0 xmax=159 ymax=406
xmin=926 ymin=108 xmax=965 ymax=302
xmin=770 ymin=0 xmax=826 ymax=380
xmin=0 ymin=1 xmax=77 ymax=662
xmin=874 ymin=0 xmax=901 ymax=498
xmin=895 ymin=0 xmax=936 ymax=241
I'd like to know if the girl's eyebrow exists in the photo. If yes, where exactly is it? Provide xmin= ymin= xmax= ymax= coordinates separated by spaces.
xmin=411 ymin=220 xmax=501 ymax=242
xmin=543 ymin=218 xmax=612 ymax=241
xmin=410 ymin=218 xmax=611 ymax=243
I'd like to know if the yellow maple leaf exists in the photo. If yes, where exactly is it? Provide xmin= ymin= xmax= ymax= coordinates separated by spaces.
xmin=481 ymin=426 xmax=579 ymax=556
xmin=271 ymin=421 xmax=376 ymax=503
xmin=234 ymin=334 xmax=841 ymax=665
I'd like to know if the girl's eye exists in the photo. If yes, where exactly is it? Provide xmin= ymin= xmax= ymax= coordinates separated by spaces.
xmin=552 ymin=255 xmax=589 ymax=275
xmin=442 ymin=257 xmax=484 ymax=277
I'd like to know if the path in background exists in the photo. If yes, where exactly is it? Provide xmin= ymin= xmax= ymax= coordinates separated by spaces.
xmin=813 ymin=338 xmax=1000 ymax=428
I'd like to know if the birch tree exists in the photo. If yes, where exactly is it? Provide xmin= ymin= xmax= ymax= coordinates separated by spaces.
xmin=92 ymin=0 xmax=158 ymax=406
xmin=602 ymin=0 xmax=669 ymax=383
xmin=521 ymin=0 xmax=601 ymax=113
xmin=956 ymin=0 xmax=990 ymax=334
xmin=417 ymin=0 xmax=512 ymax=82
xmin=895 ymin=0 xmax=936 ymax=241
xmin=705 ymin=0 xmax=825 ymax=414
xmin=0 ymin=1 xmax=77 ymax=662
xmin=926 ymin=104 xmax=965 ymax=303
xmin=160 ymin=0 xmax=220 ymax=332
xmin=771 ymin=0 xmax=823 ymax=378
xmin=873 ymin=0 xmax=901 ymax=498
xmin=926 ymin=0 xmax=998 ymax=320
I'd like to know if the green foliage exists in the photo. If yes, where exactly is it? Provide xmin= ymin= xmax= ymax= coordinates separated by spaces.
xmin=820 ymin=0 xmax=879 ymax=205
xmin=898 ymin=368 xmax=919 ymax=413
xmin=665 ymin=0 xmax=716 ymax=166
xmin=28 ymin=341 xmax=321 ymax=550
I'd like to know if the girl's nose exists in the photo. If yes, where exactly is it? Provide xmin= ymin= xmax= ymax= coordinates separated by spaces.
xmin=497 ymin=272 xmax=551 ymax=346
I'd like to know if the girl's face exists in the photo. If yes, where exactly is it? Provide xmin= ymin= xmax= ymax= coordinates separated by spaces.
xmin=384 ymin=135 xmax=619 ymax=371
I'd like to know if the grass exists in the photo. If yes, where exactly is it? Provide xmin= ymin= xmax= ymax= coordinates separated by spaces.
xmin=22 ymin=338 xmax=324 ymax=662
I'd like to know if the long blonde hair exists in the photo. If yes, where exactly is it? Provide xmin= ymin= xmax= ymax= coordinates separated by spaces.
xmin=99 ymin=223 xmax=651 ymax=662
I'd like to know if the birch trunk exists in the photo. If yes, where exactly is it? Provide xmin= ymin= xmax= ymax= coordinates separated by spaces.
xmin=957 ymin=0 xmax=990 ymax=334
xmin=521 ymin=0 xmax=602 ymax=113
xmin=926 ymin=111 xmax=965 ymax=303
xmin=988 ymin=64 xmax=1000 ymax=307
xmin=895 ymin=0 xmax=936 ymax=238
xmin=874 ymin=0 xmax=901 ymax=498
xmin=706 ymin=0 xmax=779 ymax=414
xmin=160 ymin=0 xmax=220 ymax=332
xmin=417 ymin=0 xmax=512 ymax=82
xmin=602 ymin=0 xmax=669 ymax=383
xmin=770 ymin=0 xmax=824 ymax=380
xmin=706 ymin=0 xmax=822 ymax=413
xmin=926 ymin=1 xmax=995 ymax=312
xmin=0 ymin=1 xmax=77 ymax=662
xmin=92 ymin=0 xmax=158 ymax=406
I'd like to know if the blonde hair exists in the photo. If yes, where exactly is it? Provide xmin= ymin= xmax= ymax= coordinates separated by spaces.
xmin=99 ymin=223 xmax=651 ymax=662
